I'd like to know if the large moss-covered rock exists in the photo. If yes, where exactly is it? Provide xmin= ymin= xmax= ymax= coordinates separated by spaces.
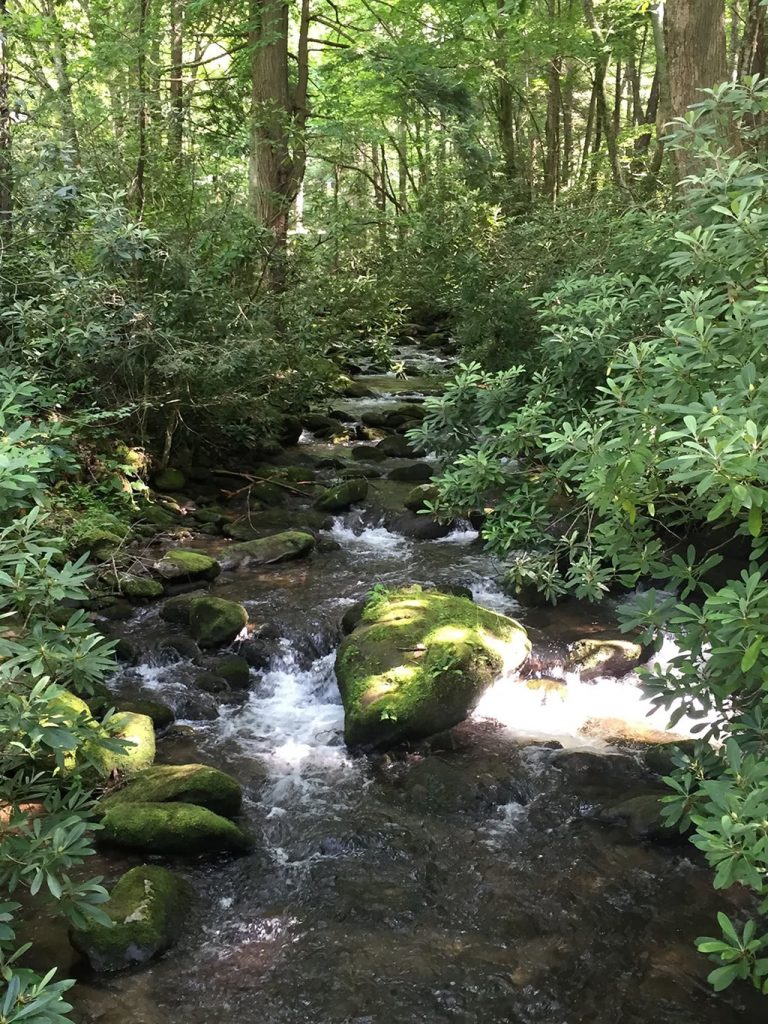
xmin=99 ymin=802 xmax=251 ymax=855
xmin=159 ymin=591 xmax=205 ymax=625
xmin=565 ymin=638 xmax=644 ymax=680
xmin=153 ymin=549 xmax=221 ymax=582
xmin=206 ymin=654 xmax=250 ymax=689
xmin=88 ymin=712 xmax=156 ymax=778
xmin=335 ymin=585 xmax=530 ymax=749
xmin=99 ymin=764 xmax=242 ymax=818
xmin=70 ymin=865 xmax=191 ymax=972
xmin=315 ymin=479 xmax=368 ymax=512
xmin=220 ymin=531 xmax=315 ymax=570
xmin=107 ymin=574 xmax=165 ymax=600
xmin=188 ymin=597 xmax=248 ymax=648
xmin=153 ymin=468 xmax=186 ymax=492
xmin=75 ymin=529 xmax=123 ymax=562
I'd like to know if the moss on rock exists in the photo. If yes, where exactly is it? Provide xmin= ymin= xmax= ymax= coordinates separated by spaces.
xmin=99 ymin=764 xmax=242 ymax=818
xmin=335 ymin=585 xmax=530 ymax=749
xmin=99 ymin=802 xmax=251 ymax=855
xmin=87 ymin=711 xmax=156 ymax=778
xmin=107 ymin=575 xmax=165 ymax=600
xmin=314 ymin=479 xmax=368 ymax=512
xmin=159 ymin=591 xmax=205 ymax=625
xmin=74 ymin=529 xmax=123 ymax=562
xmin=207 ymin=654 xmax=250 ymax=689
xmin=70 ymin=865 xmax=192 ymax=971
xmin=153 ymin=549 xmax=221 ymax=582
xmin=220 ymin=531 xmax=316 ymax=570
xmin=189 ymin=597 xmax=248 ymax=648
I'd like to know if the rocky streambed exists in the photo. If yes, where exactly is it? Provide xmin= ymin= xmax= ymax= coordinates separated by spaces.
xmin=43 ymin=345 xmax=765 ymax=1023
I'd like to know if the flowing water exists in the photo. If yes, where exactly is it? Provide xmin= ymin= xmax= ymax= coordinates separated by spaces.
xmin=69 ymin=355 xmax=765 ymax=1024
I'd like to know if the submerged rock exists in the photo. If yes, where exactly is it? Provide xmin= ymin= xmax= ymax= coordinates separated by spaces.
xmin=564 ymin=638 xmax=644 ymax=680
xmin=335 ymin=584 xmax=530 ymax=748
xmin=189 ymin=597 xmax=248 ymax=648
xmin=99 ymin=763 xmax=242 ymax=818
xmin=99 ymin=802 xmax=252 ymax=855
xmin=596 ymin=791 xmax=687 ymax=842
xmin=70 ymin=865 xmax=192 ymax=972
xmin=315 ymin=479 xmax=368 ymax=512
xmin=153 ymin=549 xmax=221 ymax=583
xmin=220 ymin=530 xmax=316 ymax=570
xmin=206 ymin=654 xmax=250 ymax=688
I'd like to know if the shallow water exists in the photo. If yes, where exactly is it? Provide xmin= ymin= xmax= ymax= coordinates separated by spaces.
xmin=70 ymin=365 xmax=766 ymax=1024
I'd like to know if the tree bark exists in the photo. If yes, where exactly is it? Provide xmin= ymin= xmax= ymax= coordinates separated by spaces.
xmin=581 ymin=0 xmax=626 ymax=189
xmin=665 ymin=0 xmax=727 ymax=119
xmin=168 ymin=0 xmax=184 ymax=164
xmin=738 ymin=0 xmax=767 ymax=77
xmin=249 ymin=0 xmax=310 ymax=272
xmin=0 ymin=0 xmax=10 ymax=237
xmin=44 ymin=0 xmax=81 ymax=162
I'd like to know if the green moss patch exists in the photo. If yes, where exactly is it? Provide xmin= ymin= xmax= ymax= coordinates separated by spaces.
xmin=335 ymin=585 xmax=530 ymax=748
xmin=153 ymin=549 xmax=221 ymax=582
xmin=99 ymin=801 xmax=252 ymax=855
xmin=222 ymin=531 xmax=316 ymax=570
xmin=99 ymin=763 xmax=242 ymax=818
xmin=189 ymin=596 xmax=248 ymax=647
xmin=70 ymin=865 xmax=192 ymax=971
xmin=314 ymin=479 xmax=368 ymax=512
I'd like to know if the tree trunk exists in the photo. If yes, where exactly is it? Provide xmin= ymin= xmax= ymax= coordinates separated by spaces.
xmin=738 ymin=0 xmax=767 ymax=77
xmin=665 ymin=0 xmax=727 ymax=175
xmin=131 ymin=0 xmax=150 ymax=216
xmin=249 ymin=0 xmax=310 ymax=271
xmin=249 ymin=0 xmax=291 ymax=250
xmin=0 ymin=0 xmax=10 ymax=237
xmin=581 ymin=0 xmax=626 ymax=189
xmin=665 ymin=0 xmax=727 ymax=118
xmin=168 ymin=0 xmax=184 ymax=164
xmin=44 ymin=0 xmax=81 ymax=162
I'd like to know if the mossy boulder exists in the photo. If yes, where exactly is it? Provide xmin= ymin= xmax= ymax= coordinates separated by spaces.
xmin=107 ymin=575 xmax=165 ymax=601
xmin=70 ymin=865 xmax=192 ymax=972
xmin=387 ymin=462 xmax=433 ymax=483
xmin=99 ymin=764 xmax=242 ymax=818
xmin=153 ymin=549 xmax=221 ymax=583
xmin=335 ymin=585 xmax=530 ymax=749
xmin=220 ymin=531 xmax=316 ymax=570
xmin=88 ymin=712 xmax=156 ymax=778
xmin=189 ymin=597 xmax=248 ymax=647
xmin=192 ymin=507 xmax=225 ymax=526
xmin=98 ymin=802 xmax=251 ymax=855
xmin=136 ymin=503 xmax=180 ymax=529
xmin=75 ymin=529 xmax=123 ymax=562
xmin=404 ymin=484 xmax=440 ymax=513
xmin=565 ymin=638 xmax=644 ymax=680
xmin=315 ymin=479 xmax=368 ymax=513
xmin=207 ymin=654 xmax=250 ymax=689
xmin=153 ymin=468 xmax=186 ymax=492
xmin=377 ymin=435 xmax=419 ymax=459
xmin=350 ymin=445 xmax=390 ymax=463
xmin=159 ymin=591 xmax=206 ymax=625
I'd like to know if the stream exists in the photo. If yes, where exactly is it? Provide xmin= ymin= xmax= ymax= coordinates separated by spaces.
xmin=65 ymin=348 xmax=765 ymax=1024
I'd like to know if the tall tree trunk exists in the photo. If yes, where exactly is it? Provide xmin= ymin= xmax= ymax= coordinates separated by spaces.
xmin=543 ymin=52 xmax=561 ymax=199
xmin=168 ymin=0 xmax=184 ymax=164
xmin=44 ymin=0 xmax=80 ymax=162
xmin=665 ymin=0 xmax=727 ymax=175
xmin=582 ymin=0 xmax=626 ymax=189
xmin=249 ymin=0 xmax=310 ymax=271
xmin=665 ymin=0 xmax=726 ymax=118
xmin=249 ymin=0 xmax=291 ymax=250
xmin=0 ymin=0 xmax=10 ymax=237
xmin=738 ymin=0 xmax=767 ymax=77
xmin=132 ymin=0 xmax=150 ymax=216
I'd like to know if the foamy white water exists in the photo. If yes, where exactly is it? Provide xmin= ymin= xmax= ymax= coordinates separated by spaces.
xmin=216 ymin=649 xmax=350 ymax=812
xmin=326 ymin=518 xmax=411 ymax=555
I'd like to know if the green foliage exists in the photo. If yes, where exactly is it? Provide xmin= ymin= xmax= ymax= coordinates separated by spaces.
xmin=0 ymin=374 xmax=120 ymax=1022
xmin=415 ymin=77 xmax=768 ymax=994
